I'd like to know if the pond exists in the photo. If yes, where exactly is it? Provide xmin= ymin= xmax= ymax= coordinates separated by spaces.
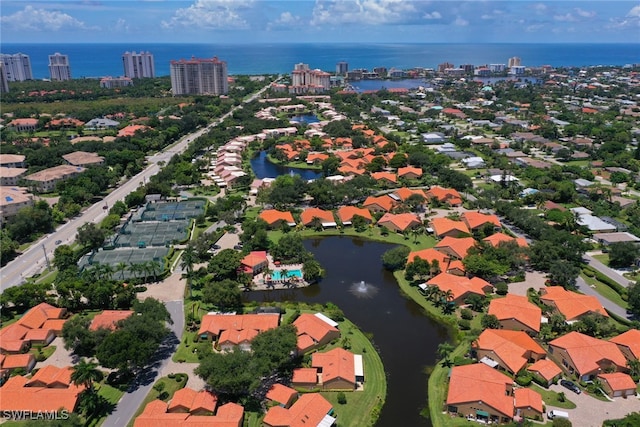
xmin=250 ymin=151 xmax=323 ymax=180
xmin=290 ymin=114 xmax=320 ymax=124
xmin=244 ymin=236 xmax=450 ymax=427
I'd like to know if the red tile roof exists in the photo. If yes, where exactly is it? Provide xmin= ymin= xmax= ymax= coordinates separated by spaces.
xmin=337 ymin=206 xmax=372 ymax=223
xmin=89 ymin=310 xmax=134 ymax=331
xmin=198 ymin=313 xmax=280 ymax=337
xmin=462 ymin=211 xmax=501 ymax=230
xmin=363 ymin=195 xmax=395 ymax=212
xmin=434 ymin=236 xmax=476 ymax=259
xmin=263 ymin=393 xmax=332 ymax=427
xmin=393 ymin=187 xmax=427 ymax=202
xmin=425 ymin=186 xmax=462 ymax=204
xmin=292 ymin=313 xmax=339 ymax=353
xmin=240 ymin=251 xmax=268 ymax=268
xmin=300 ymin=208 xmax=335 ymax=226
xmin=610 ymin=329 xmax=640 ymax=360
xmin=0 ymin=370 xmax=84 ymax=413
xmin=266 ymin=383 xmax=297 ymax=406
xmin=540 ymin=286 xmax=608 ymax=321
xmin=488 ymin=294 xmax=541 ymax=333
xmin=474 ymin=329 xmax=545 ymax=374
xmin=597 ymin=372 xmax=637 ymax=392
xmin=447 ymin=363 xmax=513 ymax=418
xmin=168 ymin=388 xmax=217 ymax=413
xmin=312 ymin=347 xmax=355 ymax=387
xmin=291 ymin=368 xmax=318 ymax=385
xmin=26 ymin=365 xmax=73 ymax=387
xmin=397 ymin=166 xmax=423 ymax=178
xmin=483 ymin=232 xmax=528 ymax=248
xmin=549 ymin=331 xmax=627 ymax=376
xmin=527 ymin=359 xmax=563 ymax=382
xmin=0 ymin=353 xmax=34 ymax=370
xmin=134 ymin=399 xmax=243 ymax=427
xmin=430 ymin=218 xmax=470 ymax=238
xmin=378 ymin=212 xmax=421 ymax=232
xmin=426 ymin=272 xmax=490 ymax=303
xmin=370 ymin=171 xmax=397 ymax=184
xmin=514 ymin=388 xmax=543 ymax=414
xmin=259 ymin=209 xmax=296 ymax=226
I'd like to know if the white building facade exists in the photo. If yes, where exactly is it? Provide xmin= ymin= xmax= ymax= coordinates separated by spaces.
xmin=170 ymin=57 xmax=229 ymax=96
xmin=0 ymin=53 xmax=33 ymax=81
xmin=48 ymin=53 xmax=72 ymax=81
xmin=122 ymin=51 xmax=155 ymax=79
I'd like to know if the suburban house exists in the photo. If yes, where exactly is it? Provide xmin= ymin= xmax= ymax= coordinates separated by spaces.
xmin=197 ymin=313 xmax=280 ymax=351
xmin=472 ymin=329 xmax=546 ymax=375
xmin=548 ymin=331 xmax=628 ymax=381
xmin=300 ymin=207 xmax=337 ymax=228
xmin=513 ymin=388 xmax=544 ymax=420
xmin=0 ymin=186 xmax=34 ymax=224
xmin=609 ymin=329 xmax=640 ymax=361
xmin=434 ymin=236 xmax=477 ymax=260
xmin=424 ymin=272 xmax=492 ymax=305
xmin=483 ymin=232 xmax=528 ymax=248
xmin=259 ymin=210 xmax=297 ymax=228
xmin=447 ymin=363 xmax=542 ymax=424
xmin=262 ymin=393 xmax=335 ymax=427
xmin=392 ymin=187 xmax=427 ymax=203
xmin=89 ymin=310 xmax=134 ymax=331
xmin=0 ymin=366 xmax=85 ymax=413
xmin=487 ymin=294 xmax=541 ymax=335
xmin=363 ymin=194 xmax=396 ymax=213
xmin=592 ymin=232 xmax=640 ymax=246
xmin=336 ymin=206 xmax=373 ymax=225
xmin=292 ymin=313 xmax=340 ymax=354
xmin=526 ymin=359 xmax=563 ymax=387
xmin=461 ymin=211 xmax=501 ymax=232
xmin=0 ymin=353 xmax=37 ymax=377
xmin=7 ymin=118 xmax=38 ymax=132
xmin=167 ymin=388 xmax=217 ymax=414
xmin=425 ymin=186 xmax=463 ymax=206
xmin=429 ymin=218 xmax=471 ymax=238
xmin=597 ymin=372 xmax=637 ymax=399
xmin=407 ymin=248 xmax=465 ymax=276
xmin=0 ymin=302 xmax=66 ymax=354
xmin=377 ymin=212 xmax=421 ymax=233
xmin=539 ymin=287 xmax=608 ymax=322
xmin=24 ymin=165 xmax=86 ymax=192
xmin=240 ymin=251 xmax=269 ymax=275
xmin=266 ymin=383 xmax=298 ymax=408
xmin=117 ymin=124 xmax=150 ymax=137
xmin=134 ymin=397 xmax=244 ymax=427
xmin=291 ymin=368 xmax=319 ymax=390
xmin=397 ymin=166 xmax=423 ymax=180
xmin=371 ymin=171 xmax=397 ymax=185
xmin=311 ymin=347 xmax=362 ymax=391
xmin=62 ymin=151 xmax=105 ymax=167
xmin=84 ymin=117 xmax=120 ymax=129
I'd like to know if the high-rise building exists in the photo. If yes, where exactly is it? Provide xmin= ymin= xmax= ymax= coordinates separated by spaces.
xmin=122 ymin=51 xmax=155 ymax=79
xmin=49 ymin=53 xmax=72 ymax=81
xmin=0 ymin=63 xmax=9 ymax=93
xmin=170 ymin=56 xmax=228 ymax=96
xmin=336 ymin=61 xmax=348 ymax=76
xmin=290 ymin=63 xmax=330 ymax=94
xmin=508 ymin=57 xmax=521 ymax=68
xmin=437 ymin=62 xmax=454 ymax=73
xmin=0 ymin=53 xmax=33 ymax=81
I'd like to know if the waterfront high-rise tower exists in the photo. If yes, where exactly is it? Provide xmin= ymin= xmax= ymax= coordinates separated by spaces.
xmin=508 ymin=57 xmax=522 ymax=68
xmin=48 ymin=53 xmax=72 ymax=81
xmin=0 ymin=63 xmax=9 ymax=93
xmin=336 ymin=61 xmax=349 ymax=76
xmin=0 ymin=53 xmax=33 ymax=81
xmin=169 ymin=56 xmax=228 ymax=95
xmin=122 ymin=51 xmax=155 ymax=79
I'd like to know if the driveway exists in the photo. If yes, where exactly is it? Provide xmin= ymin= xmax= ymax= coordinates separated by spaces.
xmin=34 ymin=337 xmax=77 ymax=369
xmin=546 ymin=383 xmax=639 ymax=427
xmin=584 ymin=254 xmax=633 ymax=288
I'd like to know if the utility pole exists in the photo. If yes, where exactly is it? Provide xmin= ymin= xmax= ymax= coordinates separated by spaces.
xmin=42 ymin=244 xmax=51 ymax=271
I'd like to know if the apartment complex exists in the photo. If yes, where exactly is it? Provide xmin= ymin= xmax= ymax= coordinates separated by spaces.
xmin=0 ymin=63 xmax=9 ymax=93
xmin=100 ymin=76 xmax=133 ymax=89
xmin=122 ymin=51 xmax=155 ymax=79
xmin=0 ymin=186 xmax=34 ymax=224
xmin=0 ymin=53 xmax=33 ymax=81
xmin=169 ymin=56 xmax=228 ymax=96
xmin=508 ymin=56 xmax=522 ymax=68
xmin=48 ymin=53 xmax=71 ymax=81
xmin=336 ymin=61 xmax=349 ymax=76
xmin=290 ymin=63 xmax=330 ymax=94
xmin=25 ymin=165 xmax=86 ymax=193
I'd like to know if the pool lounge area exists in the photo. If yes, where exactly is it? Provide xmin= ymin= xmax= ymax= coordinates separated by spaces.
xmin=271 ymin=268 xmax=303 ymax=281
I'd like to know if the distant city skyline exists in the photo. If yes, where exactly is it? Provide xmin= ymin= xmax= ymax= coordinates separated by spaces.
xmin=1 ymin=1 xmax=639 ymax=44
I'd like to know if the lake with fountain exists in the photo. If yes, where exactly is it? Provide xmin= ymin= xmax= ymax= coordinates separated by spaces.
xmin=249 ymin=151 xmax=323 ymax=180
xmin=244 ymin=236 xmax=450 ymax=427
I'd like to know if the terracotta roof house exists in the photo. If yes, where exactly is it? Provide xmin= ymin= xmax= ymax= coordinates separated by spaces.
xmin=338 ymin=165 xmax=365 ymax=176
xmin=134 ymin=399 xmax=244 ymax=427
xmin=597 ymin=372 xmax=637 ymax=398
xmin=0 ymin=353 xmax=36 ymax=375
xmin=370 ymin=171 xmax=398 ymax=185
xmin=291 ymin=368 xmax=319 ymax=390
xmin=89 ymin=310 xmax=134 ymax=331
xmin=300 ymin=208 xmax=336 ymax=228
xmin=397 ymin=166 xmax=423 ymax=180
xmin=377 ymin=212 xmax=421 ymax=233
xmin=483 ymin=232 xmax=528 ymax=248
xmin=218 ymin=328 xmax=261 ymax=352
xmin=430 ymin=218 xmax=471 ymax=238
xmin=240 ymin=251 xmax=268 ymax=275
xmin=266 ymin=383 xmax=298 ymax=408
xmin=292 ymin=313 xmax=340 ymax=354
xmin=548 ymin=331 xmax=628 ymax=381
xmin=434 ymin=236 xmax=476 ymax=260
xmin=513 ymin=388 xmax=544 ymax=420
xmin=7 ymin=118 xmax=38 ymax=132
xmin=0 ymin=368 xmax=85 ymax=413
xmin=446 ymin=363 xmax=515 ymax=424
xmin=473 ymin=329 xmax=546 ymax=375
xmin=306 ymin=152 xmax=329 ymax=164
xmin=263 ymin=393 xmax=335 ymax=427
xmin=462 ymin=212 xmax=501 ymax=231
xmin=167 ymin=388 xmax=217 ymax=414
xmin=363 ymin=195 xmax=395 ymax=213
xmin=539 ymin=287 xmax=608 ymax=322
xmin=487 ymin=294 xmax=541 ymax=335
xmin=407 ymin=248 xmax=465 ymax=276
xmin=336 ymin=206 xmax=373 ymax=225
xmin=0 ymin=302 xmax=66 ymax=353
xmin=312 ymin=347 xmax=357 ymax=391
xmin=527 ymin=359 xmax=563 ymax=387
xmin=392 ymin=187 xmax=427 ymax=202
xmin=259 ymin=210 xmax=296 ymax=228
xmin=609 ymin=329 xmax=640 ymax=361
xmin=425 ymin=186 xmax=462 ymax=206
xmin=425 ymin=272 xmax=492 ymax=305
xmin=26 ymin=365 xmax=73 ymax=388
xmin=62 ymin=151 xmax=105 ymax=167
xmin=117 ymin=124 xmax=149 ymax=137
xmin=197 ymin=313 xmax=280 ymax=349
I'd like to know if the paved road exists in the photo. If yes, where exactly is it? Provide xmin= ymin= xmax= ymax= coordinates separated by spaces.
xmin=575 ymin=276 xmax=629 ymax=319
xmin=583 ymin=254 xmax=633 ymax=288
xmin=102 ymin=300 xmax=184 ymax=427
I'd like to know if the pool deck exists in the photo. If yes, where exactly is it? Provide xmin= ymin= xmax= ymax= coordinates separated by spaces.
xmin=250 ymin=257 xmax=310 ymax=291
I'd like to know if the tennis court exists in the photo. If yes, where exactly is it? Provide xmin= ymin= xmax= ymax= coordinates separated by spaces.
xmin=140 ymin=200 xmax=205 ymax=221
xmin=115 ymin=219 xmax=189 ymax=247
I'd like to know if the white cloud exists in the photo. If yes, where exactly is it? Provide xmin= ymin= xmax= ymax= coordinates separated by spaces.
xmin=161 ymin=0 xmax=253 ymax=30
xmin=267 ymin=11 xmax=303 ymax=30
xmin=574 ymin=8 xmax=595 ymax=18
xmin=0 ymin=5 xmax=97 ymax=31
xmin=533 ymin=3 xmax=547 ymax=13
xmin=113 ymin=18 xmax=129 ymax=33
xmin=423 ymin=11 xmax=441 ymax=20
xmin=311 ymin=0 xmax=417 ymax=26
xmin=554 ymin=13 xmax=577 ymax=22
xmin=454 ymin=17 xmax=468 ymax=26
xmin=526 ymin=24 xmax=544 ymax=32
xmin=627 ymin=5 xmax=640 ymax=18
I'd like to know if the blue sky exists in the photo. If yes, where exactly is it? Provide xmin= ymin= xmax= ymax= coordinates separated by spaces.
xmin=1 ymin=1 xmax=639 ymax=44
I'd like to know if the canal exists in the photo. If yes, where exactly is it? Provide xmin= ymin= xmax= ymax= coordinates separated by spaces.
xmin=245 ymin=236 xmax=450 ymax=427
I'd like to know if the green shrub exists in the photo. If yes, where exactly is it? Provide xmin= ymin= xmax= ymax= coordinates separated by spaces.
xmin=495 ymin=282 xmax=509 ymax=295
xmin=458 ymin=319 xmax=471 ymax=330
xmin=515 ymin=374 xmax=532 ymax=386
xmin=460 ymin=308 xmax=473 ymax=320
xmin=337 ymin=392 xmax=347 ymax=405
xmin=583 ymin=268 xmax=595 ymax=277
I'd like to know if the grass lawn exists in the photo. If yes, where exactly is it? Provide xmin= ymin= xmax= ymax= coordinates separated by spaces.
xmin=580 ymin=273 xmax=628 ymax=310
xmin=529 ymin=384 xmax=576 ymax=409
xmin=245 ymin=206 xmax=261 ymax=221
xmin=30 ymin=345 xmax=56 ymax=361
xmin=173 ymin=330 xmax=201 ymax=363
xmin=592 ymin=253 xmax=610 ymax=265
xmin=127 ymin=374 xmax=188 ymax=427
xmin=86 ymin=383 xmax=126 ymax=427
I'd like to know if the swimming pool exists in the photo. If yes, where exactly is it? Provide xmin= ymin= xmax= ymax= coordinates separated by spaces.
xmin=271 ymin=269 xmax=303 ymax=281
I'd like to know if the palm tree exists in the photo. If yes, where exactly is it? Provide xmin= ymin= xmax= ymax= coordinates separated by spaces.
xmin=128 ymin=263 xmax=144 ymax=282
xmin=101 ymin=264 xmax=114 ymax=281
xmin=280 ymin=268 xmax=290 ymax=285
xmin=436 ymin=342 xmax=454 ymax=367
xmin=181 ymin=245 xmax=195 ymax=298
xmin=116 ymin=262 xmax=128 ymax=281
xmin=71 ymin=359 xmax=104 ymax=392
xmin=263 ymin=266 xmax=273 ymax=287
xmin=147 ymin=260 xmax=162 ymax=282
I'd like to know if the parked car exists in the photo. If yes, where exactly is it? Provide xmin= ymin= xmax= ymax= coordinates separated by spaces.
xmin=55 ymin=240 xmax=62 ymax=245
xmin=560 ymin=379 xmax=581 ymax=394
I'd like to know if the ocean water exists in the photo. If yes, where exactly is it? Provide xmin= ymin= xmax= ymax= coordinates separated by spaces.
xmin=1 ymin=43 xmax=638 ymax=79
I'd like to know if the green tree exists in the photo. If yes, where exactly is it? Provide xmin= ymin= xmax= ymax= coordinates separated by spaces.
xmin=207 ymin=249 xmax=242 ymax=280
xmin=381 ymin=246 xmax=410 ymax=271
xmin=181 ymin=244 xmax=196 ymax=298
xmin=548 ymin=260 xmax=580 ymax=290
xmin=202 ymin=279 xmax=242 ymax=311
xmin=0 ymin=229 xmax=19 ymax=265
xmin=627 ymin=281 xmax=640 ymax=318
xmin=76 ymin=222 xmax=106 ymax=250
xmin=302 ymin=258 xmax=324 ymax=283
xmin=71 ymin=358 xmax=104 ymax=391
xmin=481 ymin=314 xmax=500 ymax=329
xmin=608 ymin=242 xmax=640 ymax=268
xmin=53 ymin=245 xmax=77 ymax=271
xmin=250 ymin=324 xmax=298 ymax=373
xmin=195 ymin=348 xmax=259 ymax=397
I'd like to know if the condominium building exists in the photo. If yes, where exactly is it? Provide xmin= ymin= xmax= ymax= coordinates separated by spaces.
xmin=0 ymin=53 xmax=33 ymax=81
xmin=0 ymin=63 xmax=9 ymax=93
xmin=489 ymin=64 xmax=506 ymax=73
xmin=25 ymin=165 xmax=86 ymax=193
xmin=290 ymin=63 xmax=330 ymax=94
xmin=336 ymin=61 xmax=349 ymax=76
xmin=48 ymin=53 xmax=71 ymax=81
xmin=0 ymin=186 xmax=34 ymax=224
xmin=122 ymin=51 xmax=155 ymax=79
xmin=100 ymin=76 xmax=133 ymax=89
xmin=508 ymin=56 xmax=522 ymax=68
xmin=169 ymin=56 xmax=228 ymax=96
xmin=437 ymin=62 xmax=454 ymax=73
